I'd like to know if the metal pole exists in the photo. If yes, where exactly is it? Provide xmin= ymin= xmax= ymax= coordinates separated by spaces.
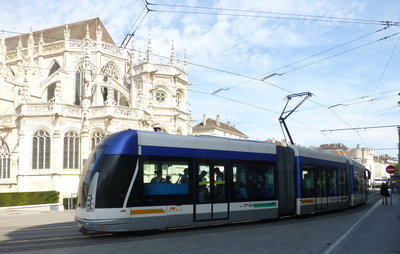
xmin=398 ymin=126 xmax=400 ymax=172
xmin=393 ymin=126 xmax=400 ymax=206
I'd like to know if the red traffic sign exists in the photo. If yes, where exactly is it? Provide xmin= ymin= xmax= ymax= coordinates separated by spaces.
xmin=386 ymin=165 xmax=396 ymax=174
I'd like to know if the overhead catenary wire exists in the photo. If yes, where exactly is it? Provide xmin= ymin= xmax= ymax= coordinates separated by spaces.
xmin=264 ymin=25 xmax=395 ymax=76
xmin=212 ymin=25 xmax=396 ymax=93
xmin=147 ymin=1 xmax=399 ymax=26
xmin=4 ymin=26 xmax=398 ymax=106
xmin=120 ymin=5 xmax=150 ymax=48
xmin=282 ymin=31 xmax=400 ymax=76
xmin=189 ymin=88 xmax=335 ymax=143
xmin=358 ymin=33 xmax=400 ymax=126
xmin=300 ymin=90 xmax=400 ymax=111
xmin=2 ymin=7 xmax=397 ymax=148
xmin=2 ymin=26 xmax=392 ymax=145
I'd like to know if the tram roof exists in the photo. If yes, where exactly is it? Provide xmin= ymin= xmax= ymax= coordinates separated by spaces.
xmin=99 ymin=129 xmax=277 ymax=159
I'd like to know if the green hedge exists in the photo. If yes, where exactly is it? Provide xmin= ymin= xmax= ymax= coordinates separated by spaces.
xmin=62 ymin=197 xmax=77 ymax=209
xmin=0 ymin=191 xmax=59 ymax=207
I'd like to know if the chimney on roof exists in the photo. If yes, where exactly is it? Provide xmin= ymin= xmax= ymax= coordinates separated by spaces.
xmin=216 ymin=115 xmax=220 ymax=127
xmin=203 ymin=114 xmax=207 ymax=126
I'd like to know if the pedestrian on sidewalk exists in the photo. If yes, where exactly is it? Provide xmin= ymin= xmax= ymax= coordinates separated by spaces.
xmin=380 ymin=182 xmax=390 ymax=205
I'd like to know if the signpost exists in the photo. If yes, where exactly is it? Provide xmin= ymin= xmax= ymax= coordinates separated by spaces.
xmin=386 ymin=165 xmax=396 ymax=174
xmin=386 ymin=165 xmax=396 ymax=205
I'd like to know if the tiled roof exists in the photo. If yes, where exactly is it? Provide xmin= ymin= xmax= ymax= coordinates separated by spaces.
xmin=319 ymin=143 xmax=349 ymax=150
xmin=193 ymin=118 xmax=248 ymax=138
xmin=5 ymin=17 xmax=115 ymax=51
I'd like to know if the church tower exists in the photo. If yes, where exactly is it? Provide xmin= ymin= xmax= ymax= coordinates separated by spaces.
xmin=0 ymin=18 xmax=192 ymax=198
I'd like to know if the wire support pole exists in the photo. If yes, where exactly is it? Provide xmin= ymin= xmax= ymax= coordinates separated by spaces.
xmin=398 ymin=126 xmax=400 ymax=171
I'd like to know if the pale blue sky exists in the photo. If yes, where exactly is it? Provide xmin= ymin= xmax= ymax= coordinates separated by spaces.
xmin=1 ymin=0 xmax=399 ymax=157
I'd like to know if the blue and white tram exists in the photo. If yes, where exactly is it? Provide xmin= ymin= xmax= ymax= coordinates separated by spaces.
xmin=292 ymin=146 xmax=350 ymax=215
xmin=75 ymin=129 xmax=368 ymax=233
xmin=348 ymin=158 xmax=369 ymax=206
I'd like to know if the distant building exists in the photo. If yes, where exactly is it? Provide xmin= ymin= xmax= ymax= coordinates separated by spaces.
xmin=265 ymin=138 xmax=289 ymax=146
xmin=192 ymin=114 xmax=248 ymax=139
xmin=350 ymin=145 xmax=397 ymax=180
xmin=0 ymin=18 xmax=191 ymax=198
xmin=318 ymin=143 xmax=350 ymax=156
xmin=317 ymin=143 xmax=398 ymax=182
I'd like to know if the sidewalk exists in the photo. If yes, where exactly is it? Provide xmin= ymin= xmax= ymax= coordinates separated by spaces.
xmin=328 ymin=193 xmax=400 ymax=254
xmin=0 ymin=203 xmax=65 ymax=212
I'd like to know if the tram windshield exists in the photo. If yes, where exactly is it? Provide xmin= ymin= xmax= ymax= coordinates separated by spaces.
xmin=77 ymin=147 xmax=106 ymax=208
xmin=77 ymin=146 xmax=138 ymax=208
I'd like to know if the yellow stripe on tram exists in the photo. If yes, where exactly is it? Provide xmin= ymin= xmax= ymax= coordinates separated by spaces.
xmin=131 ymin=209 xmax=165 ymax=215
xmin=301 ymin=199 xmax=314 ymax=204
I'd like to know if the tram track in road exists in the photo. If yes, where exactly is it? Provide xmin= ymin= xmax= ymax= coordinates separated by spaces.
xmin=0 ymin=233 xmax=113 ymax=253
xmin=0 ymin=224 xmax=113 ymax=253
xmin=0 ymin=192 xmax=382 ymax=253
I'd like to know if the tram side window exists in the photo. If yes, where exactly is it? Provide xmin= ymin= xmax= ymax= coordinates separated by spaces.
xmin=354 ymin=172 xmax=361 ymax=193
xmin=327 ymin=168 xmax=337 ymax=196
xmin=301 ymin=168 xmax=315 ymax=198
xmin=142 ymin=159 xmax=189 ymax=195
xmin=338 ymin=168 xmax=348 ymax=196
xmin=232 ymin=162 xmax=275 ymax=201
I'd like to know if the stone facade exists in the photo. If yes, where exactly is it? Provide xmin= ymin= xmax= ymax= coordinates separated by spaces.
xmin=0 ymin=18 xmax=192 ymax=198
xmin=350 ymin=145 xmax=396 ymax=180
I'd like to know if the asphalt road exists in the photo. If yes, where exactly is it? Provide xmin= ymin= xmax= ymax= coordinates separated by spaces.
xmin=0 ymin=193 xmax=398 ymax=254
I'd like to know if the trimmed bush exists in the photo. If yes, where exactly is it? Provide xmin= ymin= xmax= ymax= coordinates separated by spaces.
xmin=63 ymin=197 xmax=77 ymax=209
xmin=0 ymin=191 xmax=59 ymax=207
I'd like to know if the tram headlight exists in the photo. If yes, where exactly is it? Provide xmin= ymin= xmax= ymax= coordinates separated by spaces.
xmin=87 ymin=195 xmax=94 ymax=210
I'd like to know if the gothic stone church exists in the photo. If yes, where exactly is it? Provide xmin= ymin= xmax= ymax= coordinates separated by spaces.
xmin=0 ymin=18 xmax=192 ymax=198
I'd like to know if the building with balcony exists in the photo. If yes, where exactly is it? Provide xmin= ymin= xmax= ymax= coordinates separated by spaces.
xmin=0 ymin=18 xmax=192 ymax=198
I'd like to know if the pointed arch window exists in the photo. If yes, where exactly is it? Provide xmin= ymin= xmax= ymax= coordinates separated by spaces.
xmin=32 ymin=130 xmax=51 ymax=169
xmin=0 ymin=138 xmax=11 ymax=179
xmin=75 ymin=65 xmax=84 ymax=105
xmin=100 ymin=63 xmax=119 ymax=80
xmin=63 ymin=131 xmax=80 ymax=169
xmin=47 ymin=83 xmax=56 ymax=102
xmin=91 ymin=131 xmax=105 ymax=151
xmin=101 ymin=87 xmax=129 ymax=106
xmin=49 ymin=62 xmax=60 ymax=76
xmin=176 ymin=92 xmax=182 ymax=107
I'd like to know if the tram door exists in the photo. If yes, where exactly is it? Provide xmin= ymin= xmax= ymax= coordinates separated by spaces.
xmin=337 ymin=168 xmax=348 ymax=207
xmin=315 ymin=169 xmax=328 ymax=210
xmin=194 ymin=162 xmax=228 ymax=221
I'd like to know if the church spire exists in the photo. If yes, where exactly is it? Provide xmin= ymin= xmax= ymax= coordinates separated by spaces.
xmin=39 ymin=30 xmax=44 ymax=44
xmin=146 ymin=33 xmax=152 ymax=63
xmin=85 ymin=24 xmax=90 ymax=40
xmin=27 ymin=27 xmax=34 ymax=62
xmin=96 ymin=23 xmax=103 ymax=43
xmin=28 ymin=27 xmax=34 ymax=47
xmin=21 ymin=72 xmax=30 ymax=103
xmin=129 ymin=43 xmax=135 ymax=68
xmin=169 ymin=40 xmax=176 ymax=66
xmin=17 ymin=36 xmax=22 ymax=49
xmin=17 ymin=36 xmax=23 ymax=73
xmin=183 ymin=49 xmax=188 ymax=72
xmin=64 ymin=25 xmax=70 ymax=40
xmin=38 ymin=30 xmax=44 ymax=54
xmin=0 ymin=30 xmax=6 ymax=76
